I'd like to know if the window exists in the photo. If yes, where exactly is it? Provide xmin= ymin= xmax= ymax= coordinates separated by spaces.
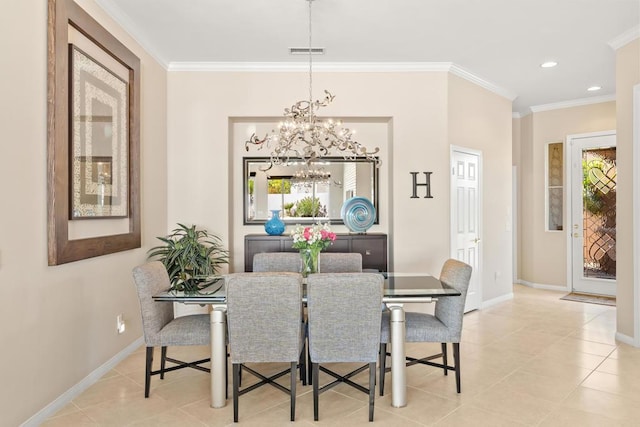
xmin=546 ymin=142 xmax=563 ymax=231
xmin=267 ymin=176 xmax=330 ymax=218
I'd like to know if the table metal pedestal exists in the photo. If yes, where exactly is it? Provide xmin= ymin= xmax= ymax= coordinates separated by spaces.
xmin=210 ymin=307 xmax=227 ymax=408
xmin=388 ymin=305 xmax=407 ymax=408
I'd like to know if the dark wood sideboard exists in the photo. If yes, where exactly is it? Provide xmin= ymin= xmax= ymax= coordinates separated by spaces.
xmin=244 ymin=233 xmax=388 ymax=272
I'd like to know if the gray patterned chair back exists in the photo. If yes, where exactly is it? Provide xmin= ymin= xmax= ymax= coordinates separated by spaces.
xmin=435 ymin=259 xmax=473 ymax=341
xmin=226 ymin=272 xmax=303 ymax=363
xmin=132 ymin=261 xmax=175 ymax=346
xmin=306 ymin=273 xmax=384 ymax=363
xmin=252 ymin=252 xmax=302 ymax=273
xmin=319 ymin=252 xmax=362 ymax=273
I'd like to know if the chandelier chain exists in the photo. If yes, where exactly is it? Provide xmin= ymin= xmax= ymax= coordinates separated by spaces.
xmin=308 ymin=0 xmax=313 ymax=123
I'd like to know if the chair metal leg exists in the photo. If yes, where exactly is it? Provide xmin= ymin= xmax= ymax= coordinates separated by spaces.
xmin=290 ymin=362 xmax=297 ymax=421
xmin=160 ymin=346 xmax=167 ymax=379
xmin=368 ymin=362 xmax=376 ymax=422
xmin=312 ymin=363 xmax=319 ymax=421
xmin=143 ymin=346 xmax=211 ymax=399
xmin=299 ymin=340 xmax=307 ymax=386
xmin=441 ymin=343 xmax=448 ymax=376
xmin=144 ymin=347 xmax=153 ymax=398
xmin=233 ymin=364 xmax=240 ymax=422
xmin=225 ymin=348 xmax=229 ymax=400
xmin=379 ymin=343 xmax=387 ymax=396
xmin=307 ymin=338 xmax=313 ymax=386
xmin=453 ymin=343 xmax=461 ymax=393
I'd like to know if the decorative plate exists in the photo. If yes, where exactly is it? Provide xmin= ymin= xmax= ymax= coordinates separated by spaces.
xmin=341 ymin=197 xmax=376 ymax=233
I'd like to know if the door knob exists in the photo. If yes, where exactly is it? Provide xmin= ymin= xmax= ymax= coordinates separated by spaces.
xmin=471 ymin=238 xmax=481 ymax=244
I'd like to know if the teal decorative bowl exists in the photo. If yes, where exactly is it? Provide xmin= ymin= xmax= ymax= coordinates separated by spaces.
xmin=341 ymin=197 xmax=375 ymax=233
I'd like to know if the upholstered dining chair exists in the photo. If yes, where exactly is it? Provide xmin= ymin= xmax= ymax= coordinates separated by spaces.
xmin=306 ymin=273 xmax=384 ymax=422
xmin=250 ymin=252 xmax=307 ymax=383
xmin=132 ymin=261 xmax=211 ymax=398
xmin=225 ymin=272 xmax=304 ymax=422
xmin=252 ymin=252 xmax=301 ymax=273
xmin=305 ymin=252 xmax=363 ymax=383
xmin=253 ymin=251 xmax=363 ymax=273
xmin=379 ymin=259 xmax=472 ymax=396
xmin=319 ymin=252 xmax=362 ymax=273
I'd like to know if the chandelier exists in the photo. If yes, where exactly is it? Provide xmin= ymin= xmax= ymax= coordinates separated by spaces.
xmin=245 ymin=0 xmax=380 ymax=167
xmin=291 ymin=167 xmax=331 ymax=190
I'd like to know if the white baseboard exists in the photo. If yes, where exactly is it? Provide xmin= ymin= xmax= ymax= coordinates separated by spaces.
xmin=517 ymin=279 xmax=568 ymax=292
xmin=22 ymin=336 xmax=144 ymax=427
xmin=615 ymin=331 xmax=640 ymax=348
xmin=481 ymin=292 xmax=514 ymax=309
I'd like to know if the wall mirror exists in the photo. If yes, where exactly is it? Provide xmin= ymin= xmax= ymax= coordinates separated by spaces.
xmin=243 ymin=157 xmax=379 ymax=225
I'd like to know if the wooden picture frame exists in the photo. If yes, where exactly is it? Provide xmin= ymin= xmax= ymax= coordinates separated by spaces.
xmin=47 ymin=0 xmax=140 ymax=265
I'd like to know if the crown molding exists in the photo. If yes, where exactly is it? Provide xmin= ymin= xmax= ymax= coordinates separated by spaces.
xmin=448 ymin=64 xmax=517 ymax=101
xmin=608 ymin=25 xmax=640 ymax=50
xmin=168 ymin=61 xmax=515 ymax=101
xmin=95 ymin=0 xmax=169 ymax=69
xmin=530 ymin=94 xmax=616 ymax=113
xmin=167 ymin=61 xmax=453 ymax=72
xmin=512 ymin=112 xmax=523 ymax=119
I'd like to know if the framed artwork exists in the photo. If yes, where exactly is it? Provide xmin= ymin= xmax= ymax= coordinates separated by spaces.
xmin=69 ymin=44 xmax=128 ymax=219
xmin=47 ymin=0 xmax=140 ymax=264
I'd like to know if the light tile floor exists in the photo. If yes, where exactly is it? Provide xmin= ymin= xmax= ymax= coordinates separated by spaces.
xmin=43 ymin=285 xmax=640 ymax=426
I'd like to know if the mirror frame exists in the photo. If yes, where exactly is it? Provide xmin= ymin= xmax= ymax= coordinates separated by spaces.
xmin=243 ymin=157 xmax=379 ymax=225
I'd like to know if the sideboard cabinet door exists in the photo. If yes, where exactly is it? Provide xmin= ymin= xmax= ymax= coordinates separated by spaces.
xmin=351 ymin=235 xmax=388 ymax=272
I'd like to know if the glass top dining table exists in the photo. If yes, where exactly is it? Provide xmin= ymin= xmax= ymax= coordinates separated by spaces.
xmin=153 ymin=273 xmax=461 ymax=304
xmin=153 ymin=273 xmax=461 ymax=409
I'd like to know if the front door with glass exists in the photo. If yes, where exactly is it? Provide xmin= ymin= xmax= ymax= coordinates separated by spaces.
xmin=569 ymin=132 xmax=617 ymax=296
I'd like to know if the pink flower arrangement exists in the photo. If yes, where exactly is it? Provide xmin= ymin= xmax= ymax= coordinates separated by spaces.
xmin=291 ymin=223 xmax=336 ymax=251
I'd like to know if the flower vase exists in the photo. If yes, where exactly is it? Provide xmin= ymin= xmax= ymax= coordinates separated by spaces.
xmin=264 ymin=210 xmax=285 ymax=235
xmin=300 ymin=248 xmax=320 ymax=277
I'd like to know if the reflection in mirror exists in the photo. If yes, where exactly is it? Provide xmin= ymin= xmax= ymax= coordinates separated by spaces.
xmin=243 ymin=157 xmax=378 ymax=224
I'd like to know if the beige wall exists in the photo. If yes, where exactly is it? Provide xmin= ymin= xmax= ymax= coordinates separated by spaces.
xmin=615 ymin=39 xmax=640 ymax=339
xmin=448 ymin=75 xmax=514 ymax=301
xmin=167 ymin=71 xmax=513 ymax=299
xmin=517 ymin=102 xmax=616 ymax=288
xmin=0 ymin=1 xmax=168 ymax=425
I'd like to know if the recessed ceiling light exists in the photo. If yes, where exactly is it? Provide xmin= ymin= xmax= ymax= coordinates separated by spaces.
xmin=540 ymin=61 xmax=558 ymax=68
xmin=587 ymin=86 xmax=602 ymax=91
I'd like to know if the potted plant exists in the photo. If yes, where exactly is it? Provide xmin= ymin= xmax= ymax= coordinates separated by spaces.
xmin=148 ymin=223 xmax=229 ymax=293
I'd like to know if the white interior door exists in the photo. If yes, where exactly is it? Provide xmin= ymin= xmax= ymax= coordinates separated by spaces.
xmin=569 ymin=132 xmax=616 ymax=296
xmin=451 ymin=147 xmax=481 ymax=312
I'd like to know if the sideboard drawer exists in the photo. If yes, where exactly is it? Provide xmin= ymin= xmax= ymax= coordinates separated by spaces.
xmin=325 ymin=238 xmax=350 ymax=252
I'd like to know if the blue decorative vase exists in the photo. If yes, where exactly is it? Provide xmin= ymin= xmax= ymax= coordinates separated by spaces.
xmin=264 ymin=210 xmax=285 ymax=235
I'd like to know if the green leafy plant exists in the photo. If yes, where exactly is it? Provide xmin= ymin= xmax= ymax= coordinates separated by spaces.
xmin=283 ymin=202 xmax=295 ymax=216
xmin=147 ymin=223 xmax=229 ymax=293
xmin=294 ymin=196 xmax=326 ymax=217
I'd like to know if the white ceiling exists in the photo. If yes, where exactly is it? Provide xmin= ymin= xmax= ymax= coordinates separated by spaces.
xmin=96 ymin=0 xmax=639 ymax=115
